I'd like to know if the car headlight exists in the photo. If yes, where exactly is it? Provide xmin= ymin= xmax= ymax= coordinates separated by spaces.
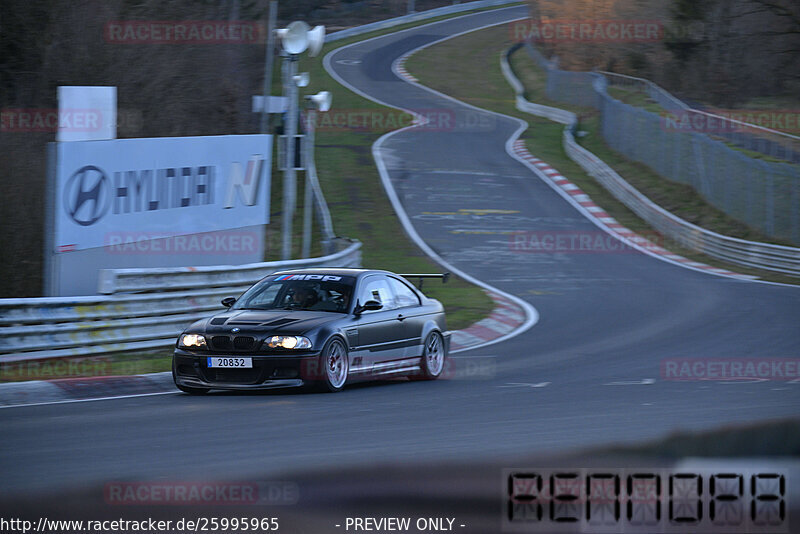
xmin=179 ymin=334 xmax=208 ymax=349
xmin=266 ymin=335 xmax=312 ymax=349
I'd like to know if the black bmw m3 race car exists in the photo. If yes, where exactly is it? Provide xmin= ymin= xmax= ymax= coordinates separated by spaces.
xmin=173 ymin=268 xmax=451 ymax=393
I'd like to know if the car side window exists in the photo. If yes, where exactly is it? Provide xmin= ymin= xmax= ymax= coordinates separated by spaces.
xmin=388 ymin=277 xmax=420 ymax=308
xmin=357 ymin=276 xmax=396 ymax=312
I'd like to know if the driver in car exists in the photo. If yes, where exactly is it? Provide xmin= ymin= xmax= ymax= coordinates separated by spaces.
xmin=291 ymin=285 xmax=319 ymax=309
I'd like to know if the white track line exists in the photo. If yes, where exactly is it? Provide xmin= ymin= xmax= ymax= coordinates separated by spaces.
xmin=381 ymin=19 xmax=800 ymax=289
xmin=324 ymin=6 xmax=539 ymax=353
xmin=0 ymin=391 xmax=177 ymax=410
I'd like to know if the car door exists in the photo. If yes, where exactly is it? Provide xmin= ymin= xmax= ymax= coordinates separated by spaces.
xmin=352 ymin=274 xmax=404 ymax=369
xmin=386 ymin=276 xmax=425 ymax=359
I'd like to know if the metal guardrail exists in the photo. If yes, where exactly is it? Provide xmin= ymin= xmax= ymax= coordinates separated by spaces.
xmin=325 ymin=0 xmax=521 ymax=43
xmin=502 ymin=47 xmax=800 ymax=277
xmin=0 ymin=241 xmax=362 ymax=363
xmin=598 ymin=71 xmax=689 ymax=112
xmin=97 ymin=239 xmax=361 ymax=294
xmin=523 ymin=43 xmax=800 ymax=246
xmin=500 ymin=46 xmax=573 ymax=126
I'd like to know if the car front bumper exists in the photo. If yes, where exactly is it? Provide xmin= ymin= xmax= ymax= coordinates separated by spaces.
xmin=173 ymin=349 xmax=323 ymax=390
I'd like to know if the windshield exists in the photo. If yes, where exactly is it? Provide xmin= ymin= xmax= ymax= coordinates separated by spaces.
xmin=232 ymin=274 xmax=355 ymax=313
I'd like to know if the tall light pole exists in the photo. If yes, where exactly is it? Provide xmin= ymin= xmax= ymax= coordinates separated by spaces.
xmin=282 ymin=54 xmax=298 ymax=260
xmin=301 ymin=91 xmax=332 ymax=258
xmin=260 ymin=1 xmax=278 ymax=134
xmin=301 ymin=107 xmax=314 ymax=259
xmin=274 ymin=21 xmax=325 ymax=260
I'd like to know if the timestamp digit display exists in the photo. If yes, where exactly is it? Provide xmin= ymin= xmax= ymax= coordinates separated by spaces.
xmin=503 ymin=468 xmax=788 ymax=533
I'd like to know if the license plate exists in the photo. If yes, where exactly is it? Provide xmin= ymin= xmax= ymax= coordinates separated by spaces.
xmin=207 ymin=357 xmax=252 ymax=368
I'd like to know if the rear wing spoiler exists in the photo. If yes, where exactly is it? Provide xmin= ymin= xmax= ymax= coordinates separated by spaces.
xmin=398 ymin=272 xmax=450 ymax=289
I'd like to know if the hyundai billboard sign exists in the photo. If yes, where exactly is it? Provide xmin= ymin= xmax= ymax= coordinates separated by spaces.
xmin=55 ymin=134 xmax=271 ymax=252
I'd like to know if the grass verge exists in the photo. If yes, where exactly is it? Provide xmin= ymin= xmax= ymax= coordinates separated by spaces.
xmin=405 ymin=24 xmax=800 ymax=285
xmin=293 ymin=6 xmax=528 ymax=328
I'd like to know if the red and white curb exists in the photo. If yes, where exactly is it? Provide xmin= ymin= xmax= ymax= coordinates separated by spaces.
xmin=0 ymin=373 xmax=175 ymax=408
xmin=451 ymin=291 xmax=526 ymax=352
xmin=512 ymin=139 xmax=755 ymax=279
xmin=395 ymin=56 xmax=418 ymax=83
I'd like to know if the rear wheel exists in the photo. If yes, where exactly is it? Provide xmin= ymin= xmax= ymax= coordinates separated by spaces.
xmin=316 ymin=338 xmax=349 ymax=393
xmin=418 ymin=331 xmax=445 ymax=380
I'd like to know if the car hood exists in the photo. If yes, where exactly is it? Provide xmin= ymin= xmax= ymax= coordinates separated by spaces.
xmin=199 ymin=309 xmax=343 ymax=336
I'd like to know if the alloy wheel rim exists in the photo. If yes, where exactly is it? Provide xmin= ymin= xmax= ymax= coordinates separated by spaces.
xmin=327 ymin=342 xmax=347 ymax=388
xmin=426 ymin=334 xmax=443 ymax=375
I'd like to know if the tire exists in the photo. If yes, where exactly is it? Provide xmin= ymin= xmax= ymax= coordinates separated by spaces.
xmin=315 ymin=337 xmax=349 ymax=393
xmin=417 ymin=331 xmax=446 ymax=380
xmin=172 ymin=364 xmax=209 ymax=395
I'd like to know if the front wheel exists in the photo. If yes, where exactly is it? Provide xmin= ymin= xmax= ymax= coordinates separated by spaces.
xmin=316 ymin=338 xmax=349 ymax=393
xmin=418 ymin=331 xmax=446 ymax=380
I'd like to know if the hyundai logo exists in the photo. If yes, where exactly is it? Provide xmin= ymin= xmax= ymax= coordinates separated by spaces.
xmin=63 ymin=165 xmax=111 ymax=226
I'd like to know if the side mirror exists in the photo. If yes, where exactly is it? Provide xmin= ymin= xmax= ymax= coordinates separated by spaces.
xmin=221 ymin=297 xmax=236 ymax=308
xmin=354 ymin=300 xmax=382 ymax=315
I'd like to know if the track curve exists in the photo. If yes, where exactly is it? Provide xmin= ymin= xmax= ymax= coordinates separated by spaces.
xmin=1 ymin=5 xmax=799 ymax=502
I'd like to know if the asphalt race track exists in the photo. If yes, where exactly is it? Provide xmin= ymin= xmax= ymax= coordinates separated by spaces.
xmin=1 ymin=5 xmax=799 ymax=530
